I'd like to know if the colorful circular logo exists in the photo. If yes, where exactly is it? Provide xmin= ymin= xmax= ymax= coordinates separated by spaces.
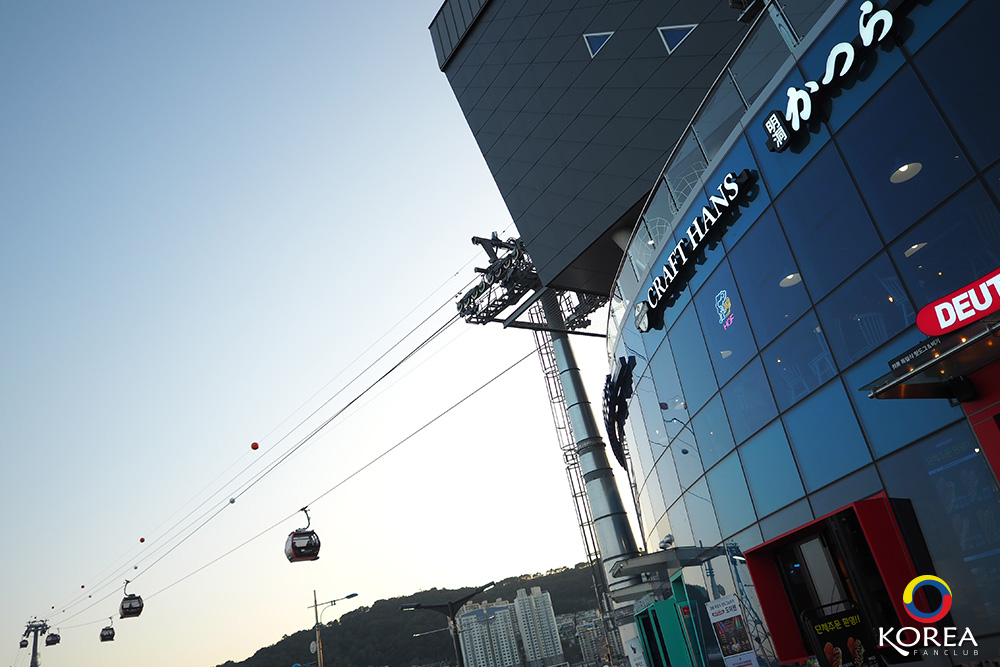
xmin=903 ymin=575 xmax=952 ymax=623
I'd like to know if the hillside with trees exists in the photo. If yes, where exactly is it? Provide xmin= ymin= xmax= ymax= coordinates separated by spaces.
xmin=215 ymin=563 xmax=600 ymax=667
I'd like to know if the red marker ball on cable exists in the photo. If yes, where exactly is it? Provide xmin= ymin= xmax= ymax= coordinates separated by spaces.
xmin=251 ymin=442 xmax=259 ymax=450
xmin=140 ymin=537 xmax=145 ymax=543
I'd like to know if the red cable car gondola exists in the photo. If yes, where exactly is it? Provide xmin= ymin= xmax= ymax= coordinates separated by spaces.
xmin=285 ymin=507 xmax=320 ymax=562
xmin=120 ymin=580 xmax=143 ymax=618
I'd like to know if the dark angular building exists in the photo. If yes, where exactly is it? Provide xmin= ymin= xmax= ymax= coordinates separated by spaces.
xmin=432 ymin=1 xmax=1000 ymax=667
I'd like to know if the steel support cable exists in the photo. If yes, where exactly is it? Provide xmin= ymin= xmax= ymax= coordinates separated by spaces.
xmin=44 ymin=291 xmax=472 ymax=623
xmin=143 ymin=346 xmax=537 ymax=601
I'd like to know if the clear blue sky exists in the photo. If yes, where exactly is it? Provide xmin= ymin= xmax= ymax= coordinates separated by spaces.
xmin=1 ymin=3 xmax=622 ymax=667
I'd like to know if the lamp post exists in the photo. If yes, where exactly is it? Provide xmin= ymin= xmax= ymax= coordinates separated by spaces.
xmin=308 ymin=591 xmax=358 ymax=667
xmin=400 ymin=581 xmax=495 ymax=667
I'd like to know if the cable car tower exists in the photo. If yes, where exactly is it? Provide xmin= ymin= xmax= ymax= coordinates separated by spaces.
xmin=21 ymin=619 xmax=50 ymax=667
xmin=456 ymin=233 xmax=642 ymax=663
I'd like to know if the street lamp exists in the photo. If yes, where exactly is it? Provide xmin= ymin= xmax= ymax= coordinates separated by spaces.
xmin=308 ymin=591 xmax=358 ymax=667
xmin=400 ymin=581 xmax=495 ymax=667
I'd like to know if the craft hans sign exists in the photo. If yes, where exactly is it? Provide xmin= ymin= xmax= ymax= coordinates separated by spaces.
xmin=634 ymin=169 xmax=753 ymax=333
xmin=916 ymin=267 xmax=1000 ymax=337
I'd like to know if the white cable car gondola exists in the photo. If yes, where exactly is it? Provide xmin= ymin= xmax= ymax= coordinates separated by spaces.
xmin=99 ymin=618 xmax=115 ymax=643
xmin=120 ymin=579 xmax=143 ymax=618
xmin=45 ymin=631 xmax=60 ymax=646
xmin=284 ymin=507 xmax=320 ymax=562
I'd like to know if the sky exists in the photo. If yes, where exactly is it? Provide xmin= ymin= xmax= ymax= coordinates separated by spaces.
xmin=0 ymin=3 xmax=634 ymax=667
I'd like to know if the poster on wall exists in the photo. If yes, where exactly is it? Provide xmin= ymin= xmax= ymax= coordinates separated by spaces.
xmin=705 ymin=595 xmax=756 ymax=667
xmin=803 ymin=607 xmax=882 ymax=667
xmin=624 ymin=637 xmax=649 ymax=667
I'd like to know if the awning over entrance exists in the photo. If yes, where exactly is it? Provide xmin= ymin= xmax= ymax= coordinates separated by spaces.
xmin=865 ymin=316 xmax=1000 ymax=402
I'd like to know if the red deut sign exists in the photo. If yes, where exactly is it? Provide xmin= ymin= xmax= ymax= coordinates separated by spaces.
xmin=916 ymin=267 xmax=1000 ymax=336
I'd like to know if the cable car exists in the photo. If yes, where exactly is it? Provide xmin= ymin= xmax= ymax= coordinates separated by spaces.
xmin=19 ymin=638 xmax=28 ymax=649
xmin=285 ymin=507 xmax=320 ymax=562
xmin=99 ymin=625 xmax=115 ymax=642
xmin=120 ymin=580 xmax=143 ymax=618
xmin=45 ymin=632 xmax=60 ymax=646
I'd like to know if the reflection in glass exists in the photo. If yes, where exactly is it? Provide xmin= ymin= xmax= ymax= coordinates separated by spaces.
xmin=728 ymin=208 xmax=810 ymax=348
xmin=691 ymin=394 xmax=735 ymax=470
xmin=685 ymin=478 xmax=722 ymax=547
xmin=775 ymin=142 xmax=881 ymax=300
xmin=739 ymin=421 xmax=805 ymax=517
xmin=722 ymin=358 xmax=777 ymax=444
xmin=668 ymin=497 xmax=696 ymax=546
xmin=693 ymin=74 xmax=745 ymax=161
xmin=763 ymin=312 xmax=835 ymax=410
xmin=706 ymin=452 xmax=757 ymax=538
xmin=665 ymin=131 xmax=708 ymax=216
xmin=782 ymin=380 xmax=871 ymax=492
xmin=695 ymin=262 xmax=758 ymax=386
xmin=837 ymin=66 xmax=973 ymax=243
xmin=891 ymin=183 xmax=1000 ymax=308
xmin=671 ymin=418 xmax=704 ymax=490
xmin=656 ymin=443 xmax=683 ymax=509
xmin=669 ymin=303 xmax=718 ymax=415
xmin=816 ymin=253 xmax=915 ymax=369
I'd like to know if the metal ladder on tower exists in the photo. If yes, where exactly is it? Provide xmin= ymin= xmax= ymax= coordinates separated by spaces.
xmin=528 ymin=300 xmax=622 ymax=663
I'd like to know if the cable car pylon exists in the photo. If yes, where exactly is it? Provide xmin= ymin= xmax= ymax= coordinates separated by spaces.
xmin=21 ymin=619 xmax=49 ymax=667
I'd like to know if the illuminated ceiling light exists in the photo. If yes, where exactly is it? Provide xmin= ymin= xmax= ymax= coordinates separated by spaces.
xmin=779 ymin=272 xmax=802 ymax=288
xmin=888 ymin=296 xmax=894 ymax=302
xmin=904 ymin=242 xmax=927 ymax=258
xmin=720 ymin=350 xmax=733 ymax=359
xmin=890 ymin=162 xmax=923 ymax=184
xmin=647 ymin=239 xmax=656 ymax=245
xmin=975 ymin=448 xmax=981 ymax=453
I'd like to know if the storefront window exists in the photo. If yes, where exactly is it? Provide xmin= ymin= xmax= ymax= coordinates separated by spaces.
xmin=890 ymin=182 xmax=1000 ymax=308
xmin=668 ymin=303 xmax=718 ymax=415
xmin=707 ymin=451 xmax=757 ymax=538
xmin=722 ymin=358 xmax=777 ymax=444
xmin=914 ymin=0 xmax=1000 ymax=169
xmin=843 ymin=333 xmax=964 ymax=458
xmin=691 ymin=394 xmax=735 ymax=470
xmin=728 ymin=208 xmax=811 ymax=349
xmin=775 ymin=142 xmax=881 ymax=301
xmin=694 ymin=262 xmax=757 ymax=386
xmin=739 ymin=421 xmax=805 ymax=518
xmin=837 ymin=66 xmax=974 ymax=244
xmin=762 ymin=311 xmax=835 ymax=411
xmin=782 ymin=380 xmax=871 ymax=492
xmin=815 ymin=253 xmax=915 ymax=370
xmin=878 ymin=423 xmax=1000 ymax=633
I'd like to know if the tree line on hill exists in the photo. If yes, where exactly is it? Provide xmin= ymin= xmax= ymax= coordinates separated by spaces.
xmin=214 ymin=563 xmax=600 ymax=667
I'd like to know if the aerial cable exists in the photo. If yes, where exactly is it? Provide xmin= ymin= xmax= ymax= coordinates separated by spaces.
xmin=145 ymin=347 xmax=535 ymax=601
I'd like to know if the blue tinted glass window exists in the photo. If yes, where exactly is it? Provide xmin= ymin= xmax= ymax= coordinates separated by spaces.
xmin=739 ymin=420 xmax=805 ymax=517
xmin=656 ymin=441 xmax=683 ymax=509
xmin=795 ymin=0 xmax=905 ymax=133
xmin=775 ymin=142 xmax=881 ymax=300
xmin=721 ymin=357 xmax=777 ymax=444
xmin=685 ymin=478 xmax=722 ymax=546
xmin=782 ymin=380 xmax=871 ymax=492
xmin=728 ymin=208 xmax=811 ymax=347
xmin=890 ymin=183 xmax=1000 ymax=309
xmin=694 ymin=262 xmax=758 ymax=386
xmin=626 ymin=395 xmax=654 ymax=482
xmin=671 ymin=423 xmax=704 ymax=491
xmin=643 ymin=465 xmax=667 ymax=520
xmin=837 ymin=66 xmax=974 ymax=243
xmin=649 ymin=336 xmax=691 ymax=427
xmin=878 ymin=422 xmax=1000 ymax=634
xmin=748 ymin=69 xmax=831 ymax=198
xmin=619 ymin=317 xmax=651 ymax=381
xmin=706 ymin=451 xmax=757 ymax=538
xmin=691 ymin=393 xmax=735 ymax=470
xmin=816 ymin=253 xmax=916 ymax=369
xmin=759 ymin=499 xmax=814 ymax=542
xmin=903 ymin=0 xmax=970 ymax=53
xmin=807 ymin=465 xmax=882 ymax=517
xmin=668 ymin=303 xmax=718 ymax=414
xmin=636 ymin=375 xmax=671 ymax=467
xmin=763 ymin=311 xmax=836 ymax=411
xmin=667 ymin=497 xmax=695 ymax=546
xmin=987 ymin=162 xmax=1000 ymax=204
xmin=914 ymin=0 xmax=1000 ymax=168
xmin=704 ymin=135 xmax=771 ymax=248
xmin=843 ymin=333 xmax=964 ymax=458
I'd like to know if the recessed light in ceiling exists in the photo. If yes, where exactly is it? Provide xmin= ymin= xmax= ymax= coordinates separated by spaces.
xmin=904 ymin=242 xmax=927 ymax=258
xmin=890 ymin=162 xmax=922 ymax=184
xmin=720 ymin=350 xmax=732 ymax=359
xmin=779 ymin=273 xmax=802 ymax=287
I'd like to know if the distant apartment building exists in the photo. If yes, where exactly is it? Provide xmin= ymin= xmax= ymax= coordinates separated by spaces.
xmin=457 ymin=601 xmax=522 ymax=667
xmin=513 ymin=587 xmax=565 ymax=667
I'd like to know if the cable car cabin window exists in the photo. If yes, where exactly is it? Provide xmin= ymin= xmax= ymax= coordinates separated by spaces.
xmin=285 ymin=530 xmax=320 ymax=562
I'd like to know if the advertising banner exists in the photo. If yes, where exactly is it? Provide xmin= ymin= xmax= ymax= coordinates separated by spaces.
xmin=804 ymin=607 xmax=882 ymax=667
xmin=706 ymin=595 xmax=756 ymax=667
xmin=625 ymin=637 xmax=649 ymax=667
